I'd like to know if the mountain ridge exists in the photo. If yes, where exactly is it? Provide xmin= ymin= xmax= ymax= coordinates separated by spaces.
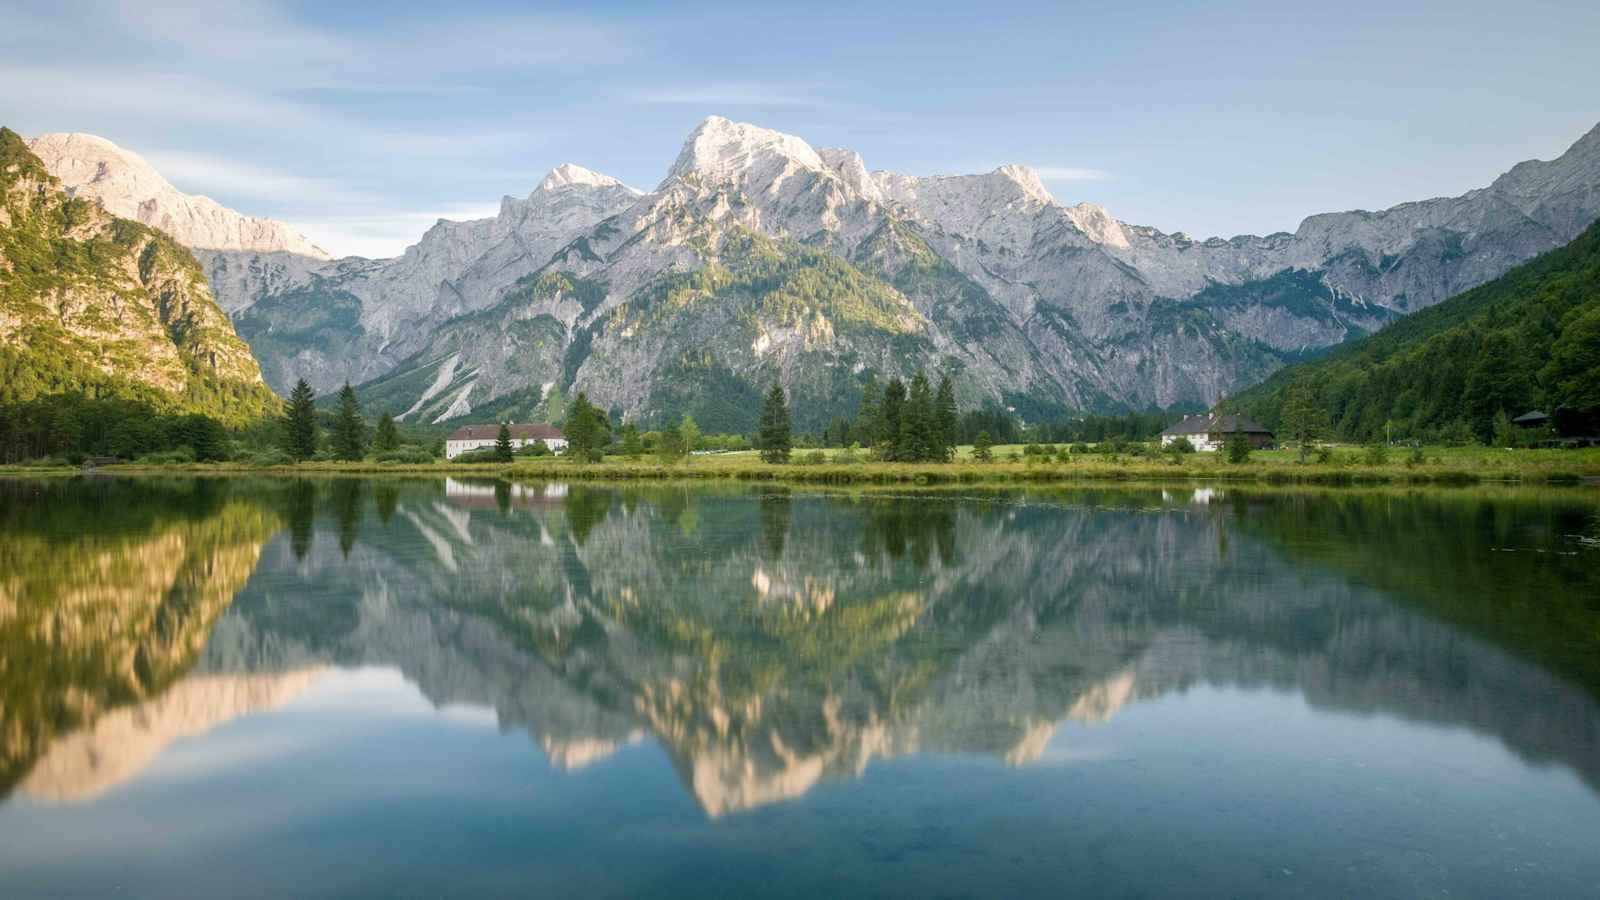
xmin=0 ymin=127 xmax=280 ymax=424
xmin=30 ymin=116 xmax=1600 ymax=427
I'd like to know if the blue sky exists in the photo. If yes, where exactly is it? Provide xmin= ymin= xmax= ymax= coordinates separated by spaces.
xmin=3 ymin=0 xmax=1597 ymax=258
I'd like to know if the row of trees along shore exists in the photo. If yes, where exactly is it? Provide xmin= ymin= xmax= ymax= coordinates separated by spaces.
xmin=3 ymin=370 xmax=1198 ymax=467
xmin=758 ymin=373 xmax=960 ymax=464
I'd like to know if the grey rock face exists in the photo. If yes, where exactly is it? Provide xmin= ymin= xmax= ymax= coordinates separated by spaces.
xmin=41 ymin=119 xmax=1600 ymax=418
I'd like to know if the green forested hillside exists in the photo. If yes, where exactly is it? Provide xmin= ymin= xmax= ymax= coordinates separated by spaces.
xmin=0 ymin=127 xmax=279 ymax=425
xmin=1230 ymin=218 xmax=1600 ymax=442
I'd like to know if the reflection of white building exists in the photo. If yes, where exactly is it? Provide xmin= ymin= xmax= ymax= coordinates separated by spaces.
xmin=445 ymin=424 xmax=566 ymax=459
xmin=444 ymin=478 xmax=568 ymax=509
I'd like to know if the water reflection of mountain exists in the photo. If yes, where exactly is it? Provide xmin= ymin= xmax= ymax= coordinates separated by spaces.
xmin=5 ymin=479 xmax=1598 ymax=814
xmin=0 ymin=479 xmax=283 ymax=795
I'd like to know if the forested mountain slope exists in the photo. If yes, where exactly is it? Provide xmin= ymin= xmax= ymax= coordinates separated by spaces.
xmin=0 ymin=128 xmax=279 ymax=424
xmin=1229 ymin=219 xmax=1600 ymax=442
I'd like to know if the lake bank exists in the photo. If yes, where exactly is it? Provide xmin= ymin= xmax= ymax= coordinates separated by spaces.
xmin=5 ymin=447 xmax=1599 ymax=488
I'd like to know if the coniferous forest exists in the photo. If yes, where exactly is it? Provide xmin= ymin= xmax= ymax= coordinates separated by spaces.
xmin=1231 ymin=219 xmax=1600 ymax=444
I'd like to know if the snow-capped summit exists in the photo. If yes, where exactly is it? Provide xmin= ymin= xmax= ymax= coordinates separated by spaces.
xmin=26 ymin=132 xmax=330 ymax=259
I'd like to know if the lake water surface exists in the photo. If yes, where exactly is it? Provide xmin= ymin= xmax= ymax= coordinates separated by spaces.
xmin=2 ymin=477 xmax=1598 ymax=898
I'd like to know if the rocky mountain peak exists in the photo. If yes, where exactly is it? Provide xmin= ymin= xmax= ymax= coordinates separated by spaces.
xmin=993 ymin=164 xmax=1055 ymax=205
xmin=817 ymin=147 xmax=883 ymax=203
xmin=26 ymin=132 xmax=330 ymax=260
xmin=538 ymin=162 xmax=629 ymax=193
xmin=1063 ymin=201 xmax=1130 ymax=249
xmin=666 ymin=116 xmax=826 ymax=188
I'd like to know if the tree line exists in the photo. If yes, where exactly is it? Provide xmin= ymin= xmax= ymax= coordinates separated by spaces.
xmin=0 ymin=393 xmax=232 ymax=464
xmin=765 ymin=373 xmax=958 ymax=463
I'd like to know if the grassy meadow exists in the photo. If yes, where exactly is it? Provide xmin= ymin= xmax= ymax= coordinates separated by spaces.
xmin=10 ymin=442 xmax=1597 ymax=488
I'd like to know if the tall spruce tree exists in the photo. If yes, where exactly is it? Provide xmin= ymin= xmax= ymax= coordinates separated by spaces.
xmin=373 ymin=411 xmax=399 ymax=453
xmin=901 ymin=372 xmax=934 ymax=462
xmin=878 ymin=378 xmax=906 ymax=460
xmin=758 ymin=382 xmax=792 ymax=464
xmin=565 ymin=393 xmax=609 ymax=462
xmin=332 ymin=384 xmax=368 ymax=461
xmin=933 ymin=374 xmax=957 ymax=462
xmin=284 ymin=378 xmax=319 ymax=461
xmin=495 ymin=422 xmax=514 ymax=461
xmin=855 ymin=378 xmax=882 ymax=446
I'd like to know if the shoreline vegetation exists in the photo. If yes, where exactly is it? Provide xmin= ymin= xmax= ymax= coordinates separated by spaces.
xmin=5 ymin=445 xmax=1599 ymax=488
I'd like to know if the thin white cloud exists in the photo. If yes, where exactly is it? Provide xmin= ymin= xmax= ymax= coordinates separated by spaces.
xmin=1034 ymin=166 xmax=1112 ymax=182
xmin=0 ymin=63 xmax=333 ymax=132
xmin=632 ymin=82 xmax=826 ymax=107
xmin=291 ymin=203 xmax=504 ymax=260
xmin=140 ymin=150 xmax=363 ymax=204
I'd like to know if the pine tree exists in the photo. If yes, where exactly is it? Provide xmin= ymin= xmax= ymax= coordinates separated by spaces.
xmin=901 ymin=372 xmax=934 ymax=462
xmin=495 ymin=422 xmax=514 ymax=461
xmin=878 ymin=378 xmax=906 ymax=460
xmin=934 ymin=374 xmax=957 ymax=462
xmin=565 ymin=393 xmax=609 ymax=462
xmin=619 ymin=423 xmax=644 ymax=457
xmin=758 ymin=382 xmax=792 ymax=464
xmin=373 ymin=411 xmax=399 ymax=453
xmin=854 ymin=378 xmax=882 ymax=446
xmin=331 ymin=384 xmax=368 ymax=461
xmin=284 ymin=378 xmax=319 ymax=461
xmin=973 ymin=430 xmax=993 ymax=462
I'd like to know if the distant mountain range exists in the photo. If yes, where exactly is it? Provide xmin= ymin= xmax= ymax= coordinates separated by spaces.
xmin=23 ymin=118 xmax=1600 ymax=430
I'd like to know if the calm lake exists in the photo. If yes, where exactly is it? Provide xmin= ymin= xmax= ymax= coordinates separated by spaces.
xmin=2 ymin=476 xmax=1598 ymax=898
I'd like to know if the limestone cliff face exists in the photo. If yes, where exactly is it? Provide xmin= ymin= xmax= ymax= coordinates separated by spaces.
xmin=33 ymin=118 xmax=1600 ymax=420
xmin=25 ymin=133 xmax=329 ymax=260
xmin=311 ymin=117 xmax=1600 ymax=423
xmin=0 ymin=128 xmax=279 ymax=422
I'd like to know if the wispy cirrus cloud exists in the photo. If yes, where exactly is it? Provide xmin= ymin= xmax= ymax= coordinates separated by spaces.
xmin=290 ymin=203 xmax=504 ymax=261
xmin=1033 ymin=165 xmax=1112 ymax=182
xmin=139 ymin=150 xmax=365 ymax=205
xmin=631 ymin=82 xmax=827 ymax=107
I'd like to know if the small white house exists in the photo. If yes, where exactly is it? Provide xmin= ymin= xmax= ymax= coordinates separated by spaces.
xmin=445 ymin=423 xmax=567 ymax=459
xmin=1159 ymin=414 xmax=1274 ymax=452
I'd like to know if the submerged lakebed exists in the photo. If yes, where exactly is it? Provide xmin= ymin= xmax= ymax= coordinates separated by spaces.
xmin=1 ymin=476 xmax=1598 ymax=898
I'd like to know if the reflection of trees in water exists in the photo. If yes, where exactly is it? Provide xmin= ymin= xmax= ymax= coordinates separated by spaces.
xmin=287 ymin=480 xmax=316 ymax=561
xmin=1230 ymin=490 xmax=1600 ymax=697
xmin=564 ymin=487 xmax=613 ymax=546
xmin=760 ymin=491 xmax=791 ymax=560
xmin=331 ymin=480 xmax=364 ymax=557
xmin=374 ymin=483 xmax=398 ymax=525
xmin=193 ymin=484 xmax=1600 ymax=812
xmin=858 ymin=497 xmax=956 ymax=568
xmin=8 ymin=479 xmax=1600 ymax=814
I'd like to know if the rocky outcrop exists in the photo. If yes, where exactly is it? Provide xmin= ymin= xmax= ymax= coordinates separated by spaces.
xmin=0 ymin=128 xmax=280 ymax=422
